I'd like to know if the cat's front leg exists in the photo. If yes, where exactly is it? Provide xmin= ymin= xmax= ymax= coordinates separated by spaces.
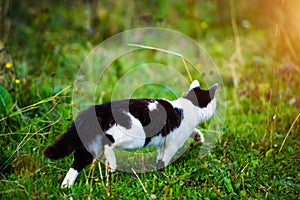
xmin=190 ymin=128 xmax=204 ymax=143
xmin=104 ymin=144 xmax=117 ymax=172
xmin=156 ymin=144 xmax=179 ymax=170
xmin=156 ymin=147 xmax=166 ymax=170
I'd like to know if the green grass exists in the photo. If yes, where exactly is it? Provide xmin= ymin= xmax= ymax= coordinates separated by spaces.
xmin=1 ymin=1 xmax=300 ymax=199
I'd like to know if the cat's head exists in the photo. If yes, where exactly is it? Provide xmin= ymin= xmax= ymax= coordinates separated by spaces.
xmin=184 ymin=80 xmax=218 ymax=121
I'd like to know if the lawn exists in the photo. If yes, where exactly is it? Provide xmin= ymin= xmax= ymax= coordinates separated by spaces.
xmin=1 ymin=1 xmax=299 ymax=199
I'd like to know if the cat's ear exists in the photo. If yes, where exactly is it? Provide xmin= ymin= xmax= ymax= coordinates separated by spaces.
xmin=189 ymin=80 xmax=200 ymax=91
xmin=209 ymin=83 xmax=218 ymax=98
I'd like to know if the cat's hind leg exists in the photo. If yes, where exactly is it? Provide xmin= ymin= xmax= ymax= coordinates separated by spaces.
xmin=61 ymin=147 xmax=93 ymax=188
xmin=103 ymin=144 xmax=117 ymax=172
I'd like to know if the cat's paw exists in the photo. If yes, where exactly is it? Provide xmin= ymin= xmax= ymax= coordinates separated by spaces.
xmin=191 ymin=128 xmax=205 ymax=143
xmin=61 ymin=168 xmax=79 ymax=188
xmin=156 ymin=159 xmax=165 ymax=170
xmin=61 ymin=181 xmax=71 ymax=189
xmin=106 ymin=161 xmax=116 ymax=172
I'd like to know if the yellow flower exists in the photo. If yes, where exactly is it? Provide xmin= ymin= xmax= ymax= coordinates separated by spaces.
xmin=5 ymin=62 xmax=12 ymax=69
xmin=200 ymin=22 xmax=208 ymax=29
xmin=94 ymin=178 xmax=99 ymax=182
xmin=15 ymin=79 xmax=21 ymax=84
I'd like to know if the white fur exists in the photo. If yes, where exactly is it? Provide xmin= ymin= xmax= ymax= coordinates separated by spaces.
xmin=189 ymin=80 xmax=200 ymax=90
xmin=86 ymin=135 xmax=103 ymax=158
xmin=146 ymin=134 xmax=166 ymax=147
xmin=155 ymin=98 xmax=205 ymax=165
xmin=197 ymin=98 xmax=217 ymax=122
xmin=61 ymin=168 xmax=79 ymax=188
xmin=104 ymin=144 xmax=117 ymax=171
xmin=106 ymin=113 xmax=145 ymax=149
xmin=148 ymin=101 xmax=158 ymax=111
xmin=103 ymin=113 xmax=149 ymax=171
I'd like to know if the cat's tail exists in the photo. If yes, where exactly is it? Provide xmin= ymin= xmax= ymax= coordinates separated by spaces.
xmin=43 ymin=123 xmax=82 ymax=160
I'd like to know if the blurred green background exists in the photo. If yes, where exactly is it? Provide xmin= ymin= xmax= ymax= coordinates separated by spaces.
xmin=1 ymin=0 xmax=299 ymax=199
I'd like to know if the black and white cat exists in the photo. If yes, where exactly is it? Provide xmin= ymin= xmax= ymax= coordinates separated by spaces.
xmin=44 ymin=80 xmax=218 ymax=188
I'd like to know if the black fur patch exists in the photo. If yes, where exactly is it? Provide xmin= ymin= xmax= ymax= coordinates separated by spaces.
xmin=184 ymin=87 xmax=213 ymax=108
xmin=95 ymin=101 xmax=132 ymax=131
xmin=105 ymin=134 xmax=115 ymax=143
xmin=91 ymin=99 xmax=183 ymax=147
xmin=125 ymin=99 xmax=183 ymax=146
xmin=71 ymin=147 xmax=93 ymax=171
xmin=155 ymin=100 xmax=183 ymax=137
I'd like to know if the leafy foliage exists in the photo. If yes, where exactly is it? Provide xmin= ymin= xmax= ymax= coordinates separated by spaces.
xmin=0 ymin=86 xmax=13 ymax=115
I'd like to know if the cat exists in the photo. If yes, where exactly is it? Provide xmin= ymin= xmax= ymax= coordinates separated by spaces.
xmin=43 ymin=80 xmax=218 ymax=188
